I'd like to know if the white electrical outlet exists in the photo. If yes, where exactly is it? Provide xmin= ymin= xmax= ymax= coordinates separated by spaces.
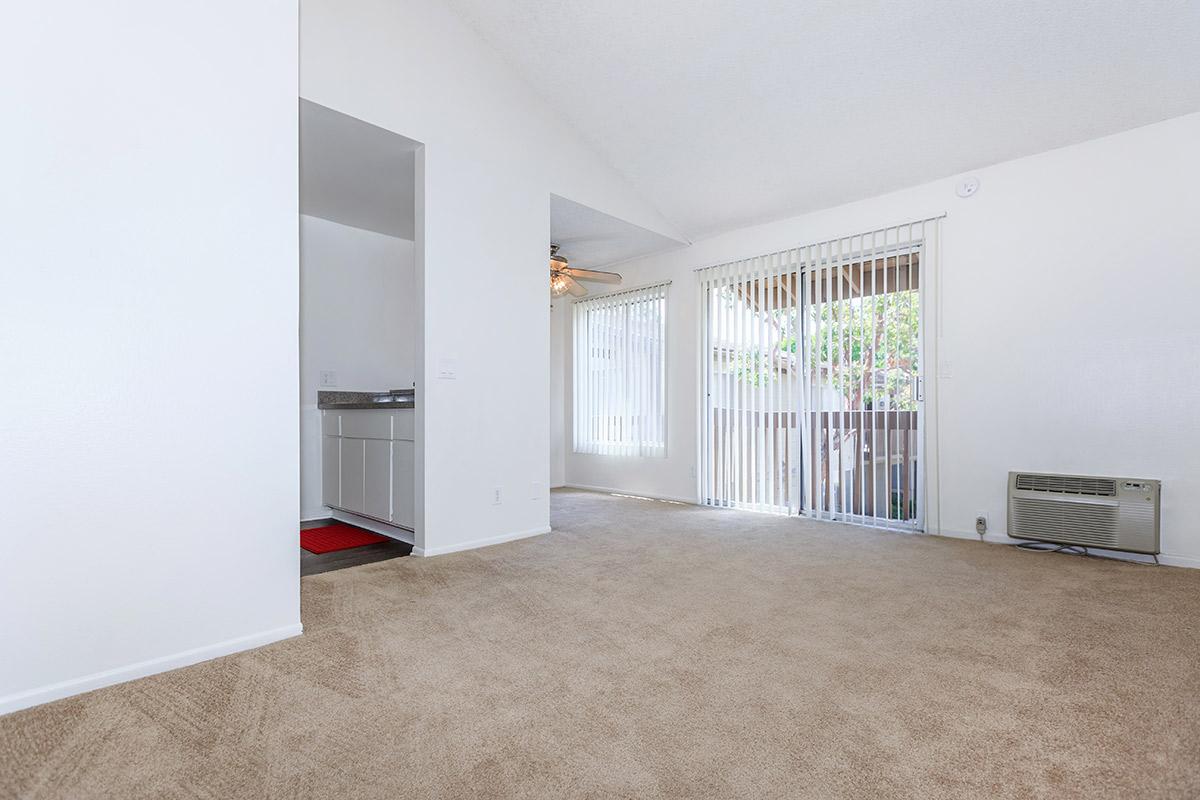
xmin=319 ymin=370 xmax=338 ymax=388
xmin=493 ymin=487 xmax=502 ymax=505
xmin=975 ymin=514 xmax=988 ymax=535
xmin=437 ymin=358 xmax=458 ymax=380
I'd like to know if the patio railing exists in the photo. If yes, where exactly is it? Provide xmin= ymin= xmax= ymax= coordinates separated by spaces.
xmin=707 ymin=409 xmax=918 ymax=525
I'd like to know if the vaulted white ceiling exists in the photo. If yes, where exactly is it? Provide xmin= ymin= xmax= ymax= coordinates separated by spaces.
xmin=551 ymin=194 xmax=681 ymax=270
xmin=445 ymin=0 xmax=1200 ymax=239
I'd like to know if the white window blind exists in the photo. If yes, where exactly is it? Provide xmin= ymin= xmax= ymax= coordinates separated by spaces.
xmin=573 ymin=282 xmax=670 ymax=457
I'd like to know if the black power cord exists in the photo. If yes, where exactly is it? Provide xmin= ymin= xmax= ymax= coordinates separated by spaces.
xmin=1008 ymin=540 xmax=1160 ymax=566
xmin=1012 ymin=541 xmax=1087 ymax=555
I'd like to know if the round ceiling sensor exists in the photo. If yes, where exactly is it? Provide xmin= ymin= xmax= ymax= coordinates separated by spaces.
xmin=956 ymin=176 xmax=981 ymax=198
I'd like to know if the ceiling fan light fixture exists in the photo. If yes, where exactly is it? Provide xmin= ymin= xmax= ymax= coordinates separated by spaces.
xmin=548 ymin=243 xmax=619 ymax=297
xmin=550 ymin=243 xmax=570 ymax=296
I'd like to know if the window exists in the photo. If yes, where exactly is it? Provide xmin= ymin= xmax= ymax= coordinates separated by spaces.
xmin=573 ymin=282 xmax=670 ymax=457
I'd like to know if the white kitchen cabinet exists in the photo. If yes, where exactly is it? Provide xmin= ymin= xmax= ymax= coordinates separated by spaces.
xmin=391 ymin=440 xmax=415 ymax=529
xmin=321 ymin=409 xmax=415 ymax=531
xmin=339 ymin=437 xmax=366 ymax=514
xmin=321 ymin=435 xmax=341 ymax=507
xmin=363 ymin=439 xmax=392 ymax=521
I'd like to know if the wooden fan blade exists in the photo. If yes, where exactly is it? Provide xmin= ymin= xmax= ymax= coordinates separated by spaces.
xmin=564 ymin=275 xmax=588 ymax=297
xmin=564 ymin=267 xmax=622 ymax=284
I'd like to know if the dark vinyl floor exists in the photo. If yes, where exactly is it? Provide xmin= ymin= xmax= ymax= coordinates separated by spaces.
xmin=300 ymin=519 xmax=412 ymax=576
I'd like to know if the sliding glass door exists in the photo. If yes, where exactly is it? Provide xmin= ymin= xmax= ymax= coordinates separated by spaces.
xmin=698 ymin=219 xmax=939 ymax=531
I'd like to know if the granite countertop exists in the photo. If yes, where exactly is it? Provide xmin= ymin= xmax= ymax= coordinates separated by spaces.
xmin=318 ymin=389 xmax=415 ymax=410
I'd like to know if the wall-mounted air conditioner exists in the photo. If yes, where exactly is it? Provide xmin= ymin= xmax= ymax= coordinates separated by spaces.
xmin=1007 ymin=472 xmax=1160 ymax=554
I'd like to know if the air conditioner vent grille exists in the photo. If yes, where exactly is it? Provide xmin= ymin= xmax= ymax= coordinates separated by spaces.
xmin=1014 ymin=473 xmax=1116 ymax=497
xmin=1010 ymin=497 xmax=1119 ymax=548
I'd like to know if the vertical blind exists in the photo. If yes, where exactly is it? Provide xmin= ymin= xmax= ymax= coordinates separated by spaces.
xmin=698 ymin=249 xmax=801 ymax=514
xmin=573 ymin=281 xmax=670 ymax=457
xmin=697 ymin=218 xmax=941 ymax=529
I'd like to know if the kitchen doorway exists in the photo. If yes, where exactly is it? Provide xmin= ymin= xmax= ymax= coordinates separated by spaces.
xmin=298 ymin=98 xmax=426 ymax=570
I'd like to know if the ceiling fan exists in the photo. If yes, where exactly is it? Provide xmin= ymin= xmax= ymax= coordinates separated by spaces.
xmin=549 ymin=244 xmax=622 ymax=297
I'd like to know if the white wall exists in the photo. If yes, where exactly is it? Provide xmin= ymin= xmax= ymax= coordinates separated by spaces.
xmin=556 ymin=113 xmax=1200 ymax=567
xmin=301 ymin=0 xmax=683 ymax=555
xmin=0 ymin=2 xmax=300 ymax=713
xmin=300 ymin=214 xmax=416 ymax=520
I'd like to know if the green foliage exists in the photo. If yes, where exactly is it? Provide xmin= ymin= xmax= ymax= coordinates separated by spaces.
xmin=718 ymin=285 xmax=920 ymax=410
xmin=891 ymin=492 xmax=917 ymax=520
xmin=809 ymin=288 xmax=920 ymax=411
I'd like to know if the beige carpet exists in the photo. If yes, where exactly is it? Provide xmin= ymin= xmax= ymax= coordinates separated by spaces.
xmin=2 ymin=489 xmax=1198 ymax=799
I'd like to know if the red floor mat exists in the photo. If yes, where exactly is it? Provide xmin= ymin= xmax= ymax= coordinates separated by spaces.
xmin=301 ymin=524 xmax=389 ymax=554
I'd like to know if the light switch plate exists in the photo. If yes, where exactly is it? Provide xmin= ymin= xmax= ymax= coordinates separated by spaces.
xmin=319 ymin=370 xmax=338 ymax=388
xmin=437 ymin=358 xmax=458 ymax=380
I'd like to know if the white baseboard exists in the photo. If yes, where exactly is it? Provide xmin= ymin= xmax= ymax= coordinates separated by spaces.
xmin=414 ymin=525 xmax=550 ymax=557
xmin=0 ymin=623 xmax=303 ymax=717
xmin=562 ymin=483 xmax=697 ymax=505
xmin=1160 ymin=553 xmax=1200 ymax=569
xmin=929 ymin=527 xmax=1198 ymax=568
xmin=933 ymin=527 xmax=1013 ymax=545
